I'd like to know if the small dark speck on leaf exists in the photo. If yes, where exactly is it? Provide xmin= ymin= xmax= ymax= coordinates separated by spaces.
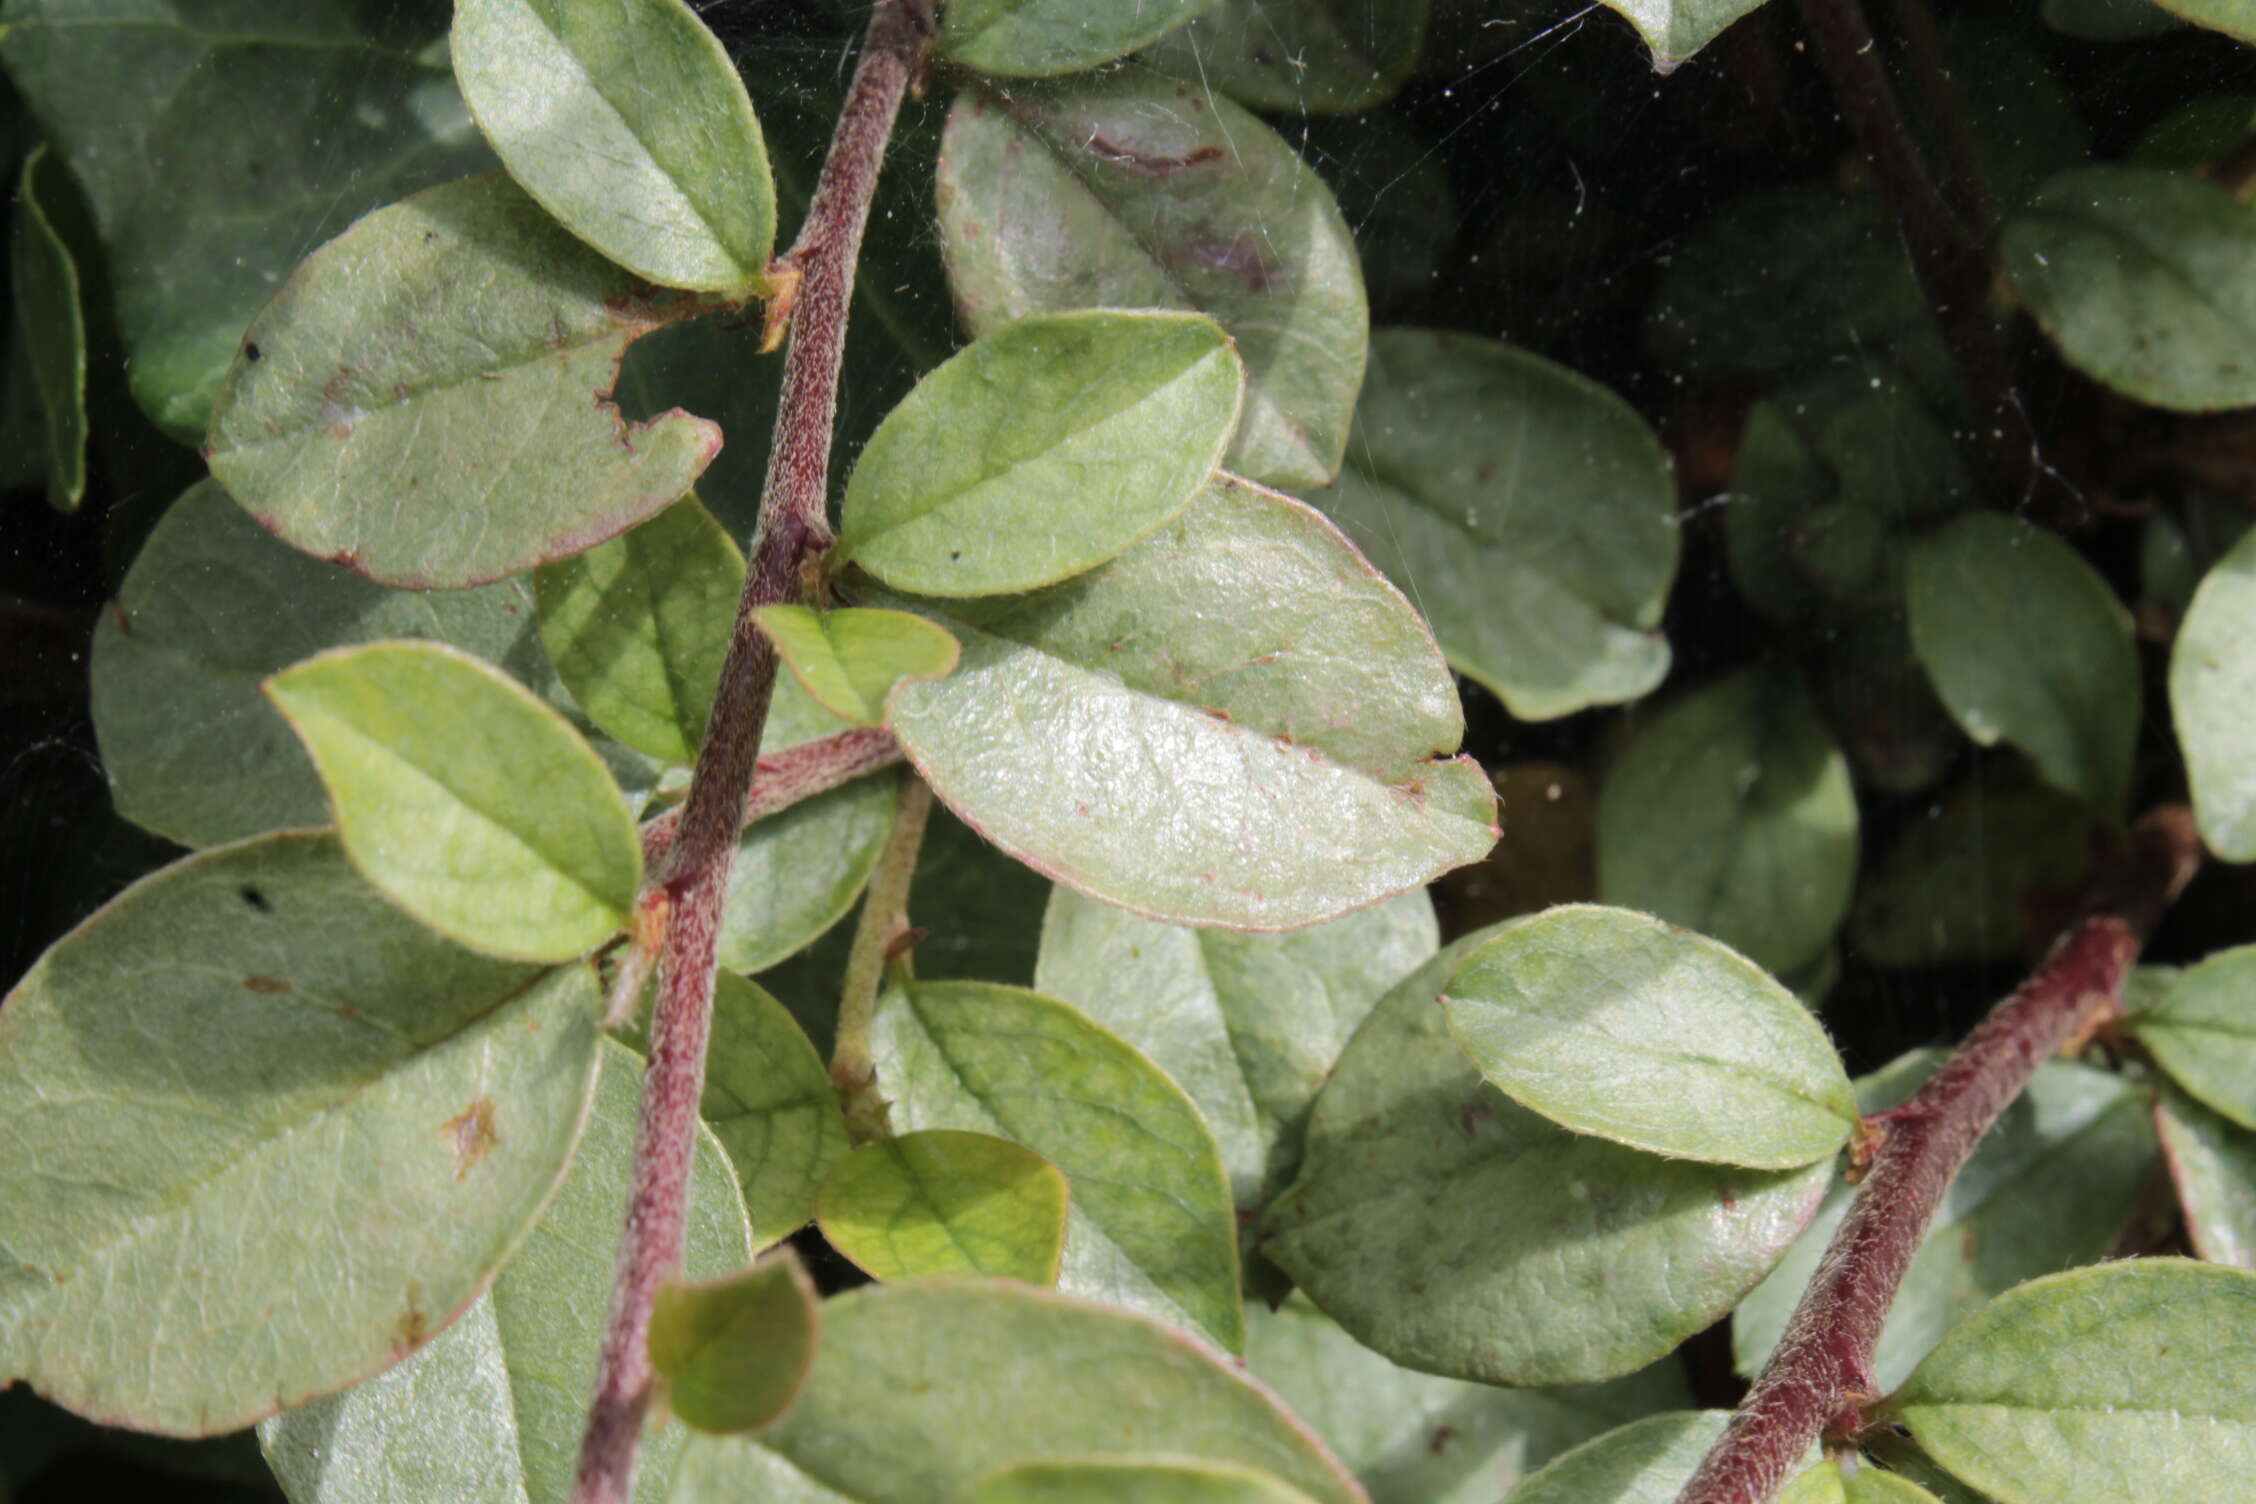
xmin=242 ymin=975 xmax=292 ymax=995
xmin=243 ymin=342 xmax=262 ymax=363
xmin=443 ymin=1098 xmax=500 ymax=1180
xmin=1429 ymin=1425 xmax=1456 ymax=1454
xmin=239 ymin=886 xmax=272 ymax=913
xmin=1720 ymin=1185 xmax=1738 ymax=1210
xmin=951 ymin=550 xmax=963 ymax=561
xmin=1457 ymin=1099 xmax=1493 ymax=1140
xmin=395 ymin=1283 xmax=429 ymax=1353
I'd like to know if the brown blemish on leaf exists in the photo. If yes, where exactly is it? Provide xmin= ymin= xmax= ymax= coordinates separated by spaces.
xmin=443 ymin=1098 xmax=499 ymax=1180
xmin=1429 ymin=1425 xmax=1456 ymax=1454
xmin=1085 ymin=135 xmax=1224 ymax=174
xmin=1457 ymin=1098 xmax=1494 ymax=1140
xmin=394 ymin=1282 xmax=429 ymax=1356
xmin=242 ymin=975 xmax=292 ymax=995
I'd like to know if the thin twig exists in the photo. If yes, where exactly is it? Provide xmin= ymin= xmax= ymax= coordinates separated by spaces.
xmin=637 ymin=725 xmax=904 ymax=870
xmin=831 ymin=772 xmax=935 ymax=1144
xmin=570 ymin=6 xmax=930 ymax=1501
xmin=1675 ymin=806 xmax=2202 ymax=1504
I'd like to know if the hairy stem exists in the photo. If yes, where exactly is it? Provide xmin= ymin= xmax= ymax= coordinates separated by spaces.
xmin=638 ymin=725 xmax=904 ymax=870
xmin=571 ymin=7 xmax=928 ymax=1501
xmin=1675 ymin=806 xmax=2202 ymax=1504
xmin=831 ymin=772 xmax=935 ymax=1144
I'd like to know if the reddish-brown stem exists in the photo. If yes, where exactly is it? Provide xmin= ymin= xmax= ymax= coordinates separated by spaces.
xmin=1675 ymin=806 xmax=2202 ymax=1504
xmin=570 ymin=7 xmax=929 ymax=1502
xmin=637 ymin=725 xmax=903 ymax=870
xmin=1882 ymin=0 xmax=1994 ymax=243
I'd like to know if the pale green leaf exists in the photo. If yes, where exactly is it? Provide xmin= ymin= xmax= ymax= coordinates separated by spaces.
xmin=1034 ymin=886 xmax=1436 ymax=1220
xmin=755 ymin=606 xmax=961 ymax=727
xmin=757 ymin=1282 xmax=1363 ymax=1504
xmin=888 ymin=476 xmax=1494 ymax=930
xmin=207 ymin=173 xmax=718 ymax=588
xmin=266 ymin=640 xmax=642 ymax=962
xmin=259 ymin=1039 xmax=753 ymax=1504
xmin=1441 ymin=905 xmax=1857 ymax=1169
xmin=935 ymin=76 xmax=1366 ymax=488
xmin=942 ymin=0 xmax=1215 ymax=77
xmin=838 ymin=311 xmax=1240 ymax=596
xmin=1301 ymin=330 xmax=1678 ymax=721
xmin=536 ymin=494 xmax=745 ymax=764
xmin=1140 ymin=0 xmax=1427 ymax=113
xmin=1595 ymin=0 xmax=1770 ymax=68
xmin=651 ymin=1252 xmax=818 ymax=1435
xmin=1779 ymin=1461 xmax=1945 ymax=1504
xmin=2002 ymin=166 xmax=2256 ymax=412
xmin=2154 ymin=1084 xmax=2256 ymax=1268
xmin=693 ymin=972 xmax=849 ymax=1243
xmin=452 ymin=0 xmax=775 ymax=292
xmin=0 ymin=832 xmax=602 ymax=1435
xmin=1907 ymin=513 xmax=2139 ymax=814
xmin=962 ymin=1457 xmax=1321 ymax=1504
xmin=2129 ymin=944 xmax=2256 ymax=1129
xmin=817 ymin=1130 xmax=1069 ymax=1285
xmin=1505 ymin=1412 xmax=1734 ymax=1504
xmin=2150 ymin=0 xmax=2255 ymax=39
xmin=12 ymin=145 xmax=86 ymax=512
xmin=1266 ymin=933 xmax=1831 ymax=1386
xmin=1895 ymin=1259 xmax=2256 ymax=1504
xmin=1597 ymin=667 xmax=1858 ymax=976
xmin=872 ymin=979 xmax=1244 ymax=1350
xmin=2171 ymin=524 xmax=2256 ymax=859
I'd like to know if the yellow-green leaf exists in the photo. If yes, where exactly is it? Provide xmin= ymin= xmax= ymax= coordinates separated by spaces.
xmin=816 ymin=1129 xmax=1069 ymax=1285
xmin=756 ymin=606 xmax=961 ymax=728
xmin=650 ymin=1251 xmax=819 ymax=1435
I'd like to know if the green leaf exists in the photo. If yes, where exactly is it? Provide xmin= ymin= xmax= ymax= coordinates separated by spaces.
xmin=1035 ymin=886 xmax=1437 ymax=1220
xmin=2044 ymin=0 xmax=2183 ymax=40
xmin=1779 ymin=1462 xmax=1945 ymax=1504
xmin=1441 ymin=905 xmax=1857 ymax=1169
xmin=1265 ymin=932 xmax=1831 ymax=1386
xmin=11 ymin=144 xmax=86 ymax=512
xmin=260 ymin=1038 xmax=753 ymax=1504
xmin=871 ymin=978 xmax=1246 ymax=1352
xmin=1593 ymin=0 xmax=1770 ymax=68
xmin=452 ymin=0 xmax=775 ymax=292
xmin=962 ymin=1457 xmax=1322 ymax=1504
xmin=1300 ymin=330 xmax=1678 ymax=720
xmin=1907 ymin=513 xmax=2140 ymax=814
xmin=1505 ymin=1412 xmax=1735 ymax=1504
xmin=693 ymin=972 xmax=850 ymax=1243
xmin=0 ymin=832 xmax=602 ymax=1435
xmin=754 ymin=1282 xmax=1365 ymax=1504
xmin=266 ymin=640 xmax=643 ymax=962
xmin=1139 ymin=0 xmax=1427 ymax=113
xmin=2135 ymin=2 xmax=2256 ymax=50
xmin=817 ymin=1130 xmax=1070 ymax=1285
xmin=2002 ymin=166 xmax=2256 ymax=412
xmin=838 ymin=310 xmax=1240 ymax=596
xmin=206 ymin=173 xmax=718 ymax=589
xmin=2154 ymin=1084 xmax=2256 ymax=1268
xmin=1596 ymin=668 xmax=1858 ymax=977
xmin=2128 ymin=945 xmax=2256 ymax=1129
xmin=2171 ymin=524 xmax=2256 ymax=859
xmin=0 ymin=0 xmax=497 ymax=440
xmin=887 ymin=476 xmax=1495 ymax=930
xmin=1245 ymin=1298 xmax=1694 ymax=1504
xmin=941 ymin=0 xmax=1214 ymax=77
xmin=1735 ymin=1056 xmax=2160 ymax=1391
xmin=1895 ymin=1258 xmax=2256 ymax=1504
xmin=536 ymin=494 xmax=745 ymax=764
xmin=935 ymin=76 xmax=1366 ymax=488
xmin=756 ymin=606 xmax=961 ymax=727
xmin=651 ymin=1252 xmax=818 ymax=1436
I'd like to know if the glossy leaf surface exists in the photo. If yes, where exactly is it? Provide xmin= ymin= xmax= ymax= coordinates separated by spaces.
xmin=1896 ymin=1259 xmax=2256 ymax=1504
xmin=12 ymin=145 xmax=86 ymax=512
xmin=940 ymin=0 xmax=1211 ymax=75
xmin=1907 ymin=514 xmax=2139 ymax=814
xmin=1505 ymin=1412 xmax=1733 ymax=1504
xmin=260 ymin=1039 xmax=751 ymax=1503
xmin=1140 ymin=0 xmax=1427 ymax=113
xmin=1301 ymin=330 xmax=1677 ymax=720
xmin=536 ymin=494 xmax=744 ymax=764
xmin=871 ymin=979 xmax=1245 ymax=1351
xmin=206 ymin=174 xmax=718 ymax=588
xmin=1441 ymin=905 xmax=1858 ymax=1169
xmin=2154 ymin=1085 xmax=2256 ymax=1267
xmin=693 ymin=972 xmax=849 ymax=1242
xmin=651 ymin=1252 xmax=818 ymax=1435
xmin=1266 ymin=934 xmax=1830 ymax=1386
xmin=756 ymin=606 xmax=961 ymax=727
xmin=2171 ymin=524 xmax=2256 ymax=859
xmin=963 ymin=1458 xmax=1321 ymax=1504
xmin=936 ymin=77 xmax=1365 ymax=487
xmin=2129 ymin=944 xmax=2256 ymax=1128
xmin=0 ymin=833 xmax=601 ymax=1434
xmin=887 ymin=477 xmax=1494 ymax=931
xmin=818 ymin=1130 xmax=1069 ymax=1284
xmin=452 ymin=0 xmax=775 ymax=292
xmin=267 ymin=642 xmax=642 ymax=962
xmin=1596 ymin=668 xmax=1857 ymax=976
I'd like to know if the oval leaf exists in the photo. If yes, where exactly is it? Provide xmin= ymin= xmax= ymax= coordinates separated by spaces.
xmin=1300 ymin=330 xmax=1678 ymax=721
xmin=756 ymin=605 xmax=962 ymax=727
xmin=1895 ymin=1259 xmax=2256 ymax=1504
xmin=816 ymin=1129 xmax=1069 ymax=1286
xmin=2154 ymin=1085 xmax=2256 ymax=1268
xmin=942 ymin=0 xmax=1212 ymax=78
xmin=1595 ymin=0 xmax=1771 ymax=69
xmin=1596 ymin=667 xmax=1858 ymax=977
xmin=2128 ymin=944 xmax=2256 ymax=1129
xmin=1441 ymin=905 xmax=1858 ymax=1169
xmin=1140 ymin=0 xmax=1427 ymax=114
xmin=2170 ymin=523 xmax=2256 ymax=859
xmin=963 ymin=1457 xmax=1322 ymax=1504
xmin=0 ymin=833 xmax=602 ymax=1435
xmin=887 ymin=476 xmax=1495 ymax=931
xmin=260 ymin=1038 xmax=753 ymax=1504
xmin=13 ymin=144 xmax=87 ymax=513
xmin=651 ymin=1251 xmax=819 ymax=1436
xmin=1506 ymin=1412 xmax=1734 ymax=1504
xmin=266 ymin=640 xmax=643 ymax=962
xmin=2152 ymin=0 xmax=2256 ymax=37
xmin=206 ymin=173 xmax=719 ymax=588
xmin=1265 ymin=933 xmax=1831 ymax=1386
xmin=936 ymin=76 xmax=1366 ymax=488
xmin=2002 ymin=166 xmax=2256 ymax=412
xmin=695 ymin=972 xmax=851 ymax=1242
xmin=452 ymin=0 xmax=775 ymax=292
xmin=838 ymin=311 xmax=1241 ymax=597
xmin=536 ymin=493 xmax=746 ymax=764
xmin=872 ymin=979 xmax=1245 ymax=1352
xmin=1907 ymin=513 xmax=2139 ymax=814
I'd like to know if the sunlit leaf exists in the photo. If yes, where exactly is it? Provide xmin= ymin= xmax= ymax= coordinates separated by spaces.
xmin=651 ymin=1251 xmax=818 ymax=1435
xmin=2154 ymin=1084 xmax=2256 ymax=1268
xmin=2171 ymin=524 xmax=2256 ymax=859
xmin=1140 ymin=0 xmax=1427 ymax=113
xmin=11 ymin=144 xmax=86 ymax=512
xmin=2128 ymin=944 xmax=2256 ymax=1129
xmin=962 ymin=1457 xmax=1322 ymax=1504
xmin=941 ymin=0 xmax=1214 ymax=77
xmin=816 ymin=1129 xmax=1069 ymax=1285
xmin=676 ymin=971 xmax=848 ymax=1243
xmin=756 ymin=606 xmax=961 ymax=727
xmin=1779 ymin=1461 xmax=1945 ymax=1504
